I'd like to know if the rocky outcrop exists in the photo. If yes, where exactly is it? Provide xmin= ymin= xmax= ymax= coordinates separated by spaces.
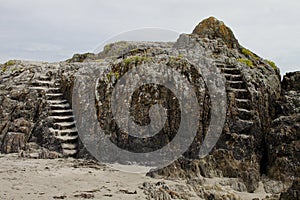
xmin=265 ymin=71 xmax=300 ymax=197
xmin=281 ymin=71 xmax=300 ymax=92
xmin=280 ymin=180 xmax=299 ymax=200
xmin=145 ymin=18 xmax=281 ymax=193
xmin=0 ymin=61 xmax=80 ymax=158
xmin=192 ymin=16 xmax=240 ymax=49
xmin=0 ymin=17 xmax=298 ymax=198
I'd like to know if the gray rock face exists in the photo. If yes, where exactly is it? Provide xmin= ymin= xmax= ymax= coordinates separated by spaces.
xmin=0 ymin=61 xmax=79 ymax=158
xmin=145 ymin=31 xmax=281 ymax=192
xmin=0 ymin=17 xmax=298 ymax=197
xmin=280 ymin=180 xmax=300 ymax=200
xmin=282 ymin=71 xmax=300 ymax=92
xmin=192 ymin=16 xmax=240 ymax=49
xmin=266 ymin=71 xmax=300 ymax=190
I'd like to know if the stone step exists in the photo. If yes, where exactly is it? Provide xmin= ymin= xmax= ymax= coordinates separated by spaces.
xmin=227 ymin=88 xmax=251 ymax=99
xmin=49 ymin=103 xmax=71 ymax=109
xmin=227 ymin=80 xmax=246 ymax=89
xmin=31 ymin=80 xmax=55 ymax=86
xmin=48 ymin=115 xmax=75 ymax=122
xmin=227 ymin=88 xmax=248 ymax=92
xmin=61 ymin=143 xmax=78 ymax=150
xmin=29 ymin=86 xmax=49 ymax=91
xmin=29 ymin=87 xmax=61 ymax=93
xmin=55 ymin=135 xmax=78 ymax=141
xmin=47 ymin=100 xmax=68 ymax=104
xmin=32 ymin=81 xmax=60 ymax=87
xmin=53 ymin=122 xmax=76 ymax=130
xmin=224 ymin=74 xmax=243 ymax=81
xmin=221 ymin=68 xmax=240 ymax=75
xmin=46 ymin=93 xmax=63 ymax=96
xmin=62 ymin=149 xmax=77 ymax=156
xmin=237 ymin=108 xmax=253 ymax=120
xmin=49 ymin=127 xmax=77 ymax=135
xmin=235 ymin=99 xmax=251 ymax=110
xmin=46 ymin=93 xmax=64 ymax=100
xmin=50 ymin=109 xmax=73 ymax=116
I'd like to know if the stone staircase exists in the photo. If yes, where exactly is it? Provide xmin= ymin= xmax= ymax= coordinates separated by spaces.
xmin=216 ymin=63 xmax=254 ymax=134
xmin=30 ymin=73 xmax=78 ymax=157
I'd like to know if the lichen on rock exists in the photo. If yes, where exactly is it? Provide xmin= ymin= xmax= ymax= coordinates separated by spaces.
xmin=192 ymin=16 xmax=240 ymax=49
xmin=0 ymin=16 xmax=298 ymax=199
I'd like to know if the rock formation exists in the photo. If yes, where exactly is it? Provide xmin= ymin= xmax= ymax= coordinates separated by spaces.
xmin=0 ymin=17 xmax=299 ymax=199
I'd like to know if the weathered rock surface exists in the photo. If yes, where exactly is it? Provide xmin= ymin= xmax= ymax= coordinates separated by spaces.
xmin=193 ymin=16 xmax=240 ymax=49
xmin=265 ymin=71 xmax=300 ymax=198
xmin=145 ymin=18 xmax=281 ymax=193
xmin=0 ymin=61 xmax=80 ymax=158
xmin=0 ymin=17 xmax=299 ymax=198
xmin=280 ymin=180 xmax=300 ymax=200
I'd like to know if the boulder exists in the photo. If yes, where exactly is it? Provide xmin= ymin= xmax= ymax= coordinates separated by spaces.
xmin=1 ymin=132 xmax=25 ymax=153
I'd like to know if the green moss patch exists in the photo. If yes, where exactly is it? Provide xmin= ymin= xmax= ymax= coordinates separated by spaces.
xmin=5 ymin=60 xmax=17 ymax=66
xmin=238 ymin=58 xmax=254 ymax=68
xmin=106 ymin=71 xmax=120 ymax=82
xmin=123 ymin=56 xmax=150 ymax=66
xmin=241 ymin=48 xmax=259 ymax=60
xmin=266 ymin=59 xmax=278 ymax=70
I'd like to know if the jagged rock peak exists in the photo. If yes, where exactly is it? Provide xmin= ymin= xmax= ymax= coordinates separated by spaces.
xmin=282 ymin=71 xmax=300 ymax=92
xmin=192 ymin=16 xmax=240 ymax=49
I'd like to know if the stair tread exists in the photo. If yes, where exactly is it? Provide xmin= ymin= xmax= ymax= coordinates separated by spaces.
xmin=47 ymin=100 xmax=68 ymax=104
xmin=227 ymin=80 xmax=244 ymax=83
xmin=48 ymin=87 xmax=60 ymax=90
xmin=227 ymin=88 xmax=248 ymax=92
xmin=237 ymin=108 xmax=252 ymax=112
xmin=49 ymin=104 xmax=71 ymax=109
xmin=29 ymin=86 xmax=49 ymax=90
xmin=50 ymin=109 xmax=73 ymax=113
xmin=55 ymin=135 xmax=78 ymax=141
xmin=46 ymin=93 xmax=64 ymax=96
xmin=49 ymin=127 xmax=77 ymax=133
xmin=54 ymin=122 xmax=76 ymax=126
xmin=29 ymin=87 xmax=60 ymax=91
xmin=61 ymin=143 xmax=78 ymax=149
xmin=62 ymin=149 xmax=77 ymax=155
xmin=235 ymin=98 xmax=250 ymax=102
xmin=49 ymin=115 xmax=74 ymax=119
xmin=32 ymin=80 xmax=54 ymax=84
xmin=224 ymin=74 xmax=242 ymax=77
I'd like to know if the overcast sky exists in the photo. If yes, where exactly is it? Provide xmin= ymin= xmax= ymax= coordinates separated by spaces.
xmin=0 ymin=0 xmax=299 ymax=75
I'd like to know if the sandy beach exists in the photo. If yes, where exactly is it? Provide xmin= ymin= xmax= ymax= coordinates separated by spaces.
xmin=0 ymin=153 xmax=277 ymax=200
